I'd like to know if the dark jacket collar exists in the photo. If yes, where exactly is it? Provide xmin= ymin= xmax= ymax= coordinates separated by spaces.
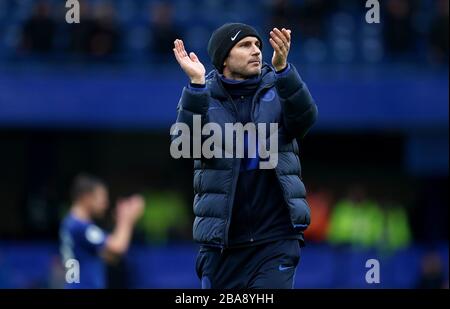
xmin=206 ymin=62 xmax=276 ymax=100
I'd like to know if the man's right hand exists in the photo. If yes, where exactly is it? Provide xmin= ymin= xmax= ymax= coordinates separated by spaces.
xmin=116 ymin=195 xmax=144 ymax=225
xmin=173 ymin=39 xmax=206 ymax=85
xmin=102 ymin=195 xmax=144 ymax=262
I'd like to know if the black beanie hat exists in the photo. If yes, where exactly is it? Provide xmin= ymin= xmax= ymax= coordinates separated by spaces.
xmin=207 ymin=23 xmax=263 ymax=73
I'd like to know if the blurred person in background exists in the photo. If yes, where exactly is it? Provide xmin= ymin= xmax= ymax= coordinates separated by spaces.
xmin=20 ymin=0 xmax=56 ymax=53
xmin=268 ymin=0 xmax=298 ymax=33
xmin=88 ymin=1 xmax=121 ymax=58
xmin=383 ymin=0 xmax=417 ymax=59
xmin=68 ymin=0 xmax=96 ymax=55
xmin=137 ymin=191 xmax=191 ymax=243
xmin=149 ymin=1 xmax=181 ymax=61
xmin=59 ymin=174 xmax=144 ymax=289
xmin=304 ymin=186 xmax=332 ymax=243
xmin=297 ymin=0 xmax=331 ymax=39
xmin=327 ymin=185 xmax=384 ymax=249
xmin=429 ymin=0 xmax=449 ymax=64
xmin=381 ymin=199 xmax=411 ymax=252
xmin=172 ymin=22 xmax=317 ymax=288
xmin=417 ymin=250 xmax=446 ymax=288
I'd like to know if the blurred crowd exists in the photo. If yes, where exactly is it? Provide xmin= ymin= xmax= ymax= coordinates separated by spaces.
xmin=305 ymin=184 xmax=412 ymax=253
xmin=0 ymin=0 xmax=445 ymax=65
xmin=8 ymin=182 xmax=447 ymax=289
xmin=17 ymin=0 xmax=180 ymax=60
xmin=93 ymin=183 xmax=414 ymax=254
xmin=268 ymin=0 xmax=448 ymax=64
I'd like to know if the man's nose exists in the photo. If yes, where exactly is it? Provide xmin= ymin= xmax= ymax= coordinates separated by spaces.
xmin=251 ymin=45 xmax=261 ymax=56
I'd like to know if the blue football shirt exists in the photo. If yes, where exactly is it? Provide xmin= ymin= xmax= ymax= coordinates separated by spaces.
xmin=60 ymin=214 xmax=108 ymax=289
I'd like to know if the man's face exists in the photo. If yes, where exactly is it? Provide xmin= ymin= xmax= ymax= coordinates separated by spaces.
xmin=223 ymin=36 xmax=262 ymax=79
xmin=86 ymin=185 xmax=109 ymax=218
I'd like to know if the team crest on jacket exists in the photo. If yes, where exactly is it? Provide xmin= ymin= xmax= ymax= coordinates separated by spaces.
xmin=261 ymin=89 xmax=275 ymax=102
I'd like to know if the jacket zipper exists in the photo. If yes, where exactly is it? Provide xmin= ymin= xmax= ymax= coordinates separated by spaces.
xmin=256 ymin=81 xmax=291 ymax=210
xmin=216 ymin=78 xmax=240 ymax=251
xmin=219 ymin=80 xmax=275 ymax=250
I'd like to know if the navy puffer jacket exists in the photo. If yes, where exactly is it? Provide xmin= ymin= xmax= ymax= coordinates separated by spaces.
xmin=173 ymin=63 xmax=318 ymax=248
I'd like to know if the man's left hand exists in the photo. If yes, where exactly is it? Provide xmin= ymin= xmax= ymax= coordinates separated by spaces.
xmin=270 ymin=27 xmax=291 ymax=72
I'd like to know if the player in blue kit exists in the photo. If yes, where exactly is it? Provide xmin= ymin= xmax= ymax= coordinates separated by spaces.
xmin=60 ymin=174 xmax=144 ymax=289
